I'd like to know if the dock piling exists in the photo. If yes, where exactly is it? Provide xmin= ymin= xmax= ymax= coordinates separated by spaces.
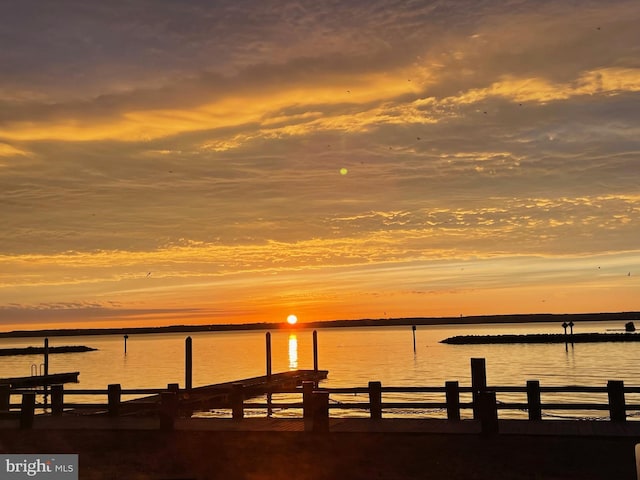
xmin=160 ymin=392 xmax=178 ymax=431
xmin=107 ymin=384 xmax=122 ymax=417
xmin=527 ymin=380 xmax=542 ymax=421
xmin=608 ymin=380 xmax=626 ymax=422
xmin=412 ymin=325 xmax=416 ymax=353
xmin=20 ymin=393 xmax=35 ymax=429
xmin=369 ymin=381 xmax=382 ymax=420
xmin=266 ymin=332 xmax=272 ymax=379
xmin=311 ymin=390 xmax=329 ymax=432
xmin=231 ymin=383 xmax=244 ymax=420
xmin=51 ymin=384 xmax=64 ymax=415
xmin=445 ymin=381 xmax=460 ymax=421
xmin=302 ymin=381 xmax=314 ymax=419
xmin=313 ymin=330 xmax=318 ymax=373
xmin=471 ymin=358 xmax=487 ymax=420
xmin=478 ymin=390 xmax=498 ymax=435
xmin=185 ymin=336 xmax=193 ymax=391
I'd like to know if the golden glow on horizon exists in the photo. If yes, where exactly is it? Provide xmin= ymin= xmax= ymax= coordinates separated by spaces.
xmin=287 ymin=314 xmax=298 ymax=325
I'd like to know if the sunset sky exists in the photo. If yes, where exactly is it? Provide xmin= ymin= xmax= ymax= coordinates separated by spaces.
xmin=1 ymin=0 xmax=639 ymax=331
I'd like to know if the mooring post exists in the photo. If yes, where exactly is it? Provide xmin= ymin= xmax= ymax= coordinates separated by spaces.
xmin=445 ymin=381 xmax=461 ymax=421
xmin=471 ymin=358 xmax=487 ymax=420
xmin=412 ymin=325 xmax=416 ymax=353
xmin=608 ymin=380 xmax=626 ymax=422
xmin=369 ymin=381 xmax=382 ymax=420
xmin=478 ymin=390 xmax=499 ymax=435
xmin=231 ymin=383 xmax=244 ymax=421
xmin=160 ymin=391 xmax=178 ymax=431
xmin=311 ymin=390 xmax=329 ymax=433
xmin=51 ymin=384 xmax=64 ymax=416
xmin=527 ymin=380 xmax=542 ymax=421
xmin=43 ymin=337 xmax=49 ymax=407
xmin=185 ymin=336 xmax=193 ymax=391
xmin=20 ymin=393 xmax=35 ymax=429
xmin=266 ymin=332 xmax=272 ymax=379
xmin=107 ymin=384 xmax=122 ymax=417
xmin=124 ymin=334 xmax=128 ymax=354
xmin=0 ymin=384 xmax=9 ymax=412
xmin=313 ymin=330 xmax=319 ymax=373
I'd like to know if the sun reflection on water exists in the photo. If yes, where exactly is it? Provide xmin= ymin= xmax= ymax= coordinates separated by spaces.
xmin=288 ymin=334 xmax=298 ymax=370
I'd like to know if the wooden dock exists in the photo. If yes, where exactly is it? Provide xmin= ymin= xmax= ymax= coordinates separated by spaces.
xmin=76 ymin=369 xmax=328 ymax=416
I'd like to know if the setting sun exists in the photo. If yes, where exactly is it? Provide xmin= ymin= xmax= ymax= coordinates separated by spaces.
xmin=287 ymin=314 xmax=298 ymax=325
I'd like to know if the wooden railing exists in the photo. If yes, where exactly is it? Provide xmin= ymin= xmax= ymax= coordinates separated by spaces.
xmin=2 ymin=358 xmax=640 ymax=432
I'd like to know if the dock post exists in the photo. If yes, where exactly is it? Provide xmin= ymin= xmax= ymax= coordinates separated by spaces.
xmin=313 ymin=330 xmax=318 ymax=373
xmin=311 ymin=390 xmax=329 ymax=433
xmin=107 ymin=384 xmax=122 ymax=417
xmin=527 ymin=380 xmax=542 ymax=421
xmin=51 ymin=384 xmax=64 ymax=416
xmin=43 ymin=338 xmax=49 ymax=377
xmin=445 ymin=381 xmax=460 ymax=421
xmin=20 ymin=393 xmax=35 ymax=429
xmin=302 ymin=381 xmax=314 ymax=419
xmin=231 ymin=383 xmax=244 ymax=421
xmin=43 ymin=338 xmax=49 ymax=407
xmin=478 ymin=390 xmax=498 ymax=435
xmin=412 ymin=325 xmax=416 ymax=353
xmin=160 ymin=392 xmax=178 ymax=431
xmin=369 ymin=381 xmax=382 ymax=420
xmin=266 ymin=332 xmax=272 ymax=379
xmin=608 ymin=380 xmax=626 ymax=422
xmin=185 ymin=336 xmax=193 ymax=391
xmin=0 ymin=384 xmax=9 ymax=412
xmin=471 ymin=358 xmax=487 ymax=420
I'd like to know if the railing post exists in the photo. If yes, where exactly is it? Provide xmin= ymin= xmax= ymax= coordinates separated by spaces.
xmin=478 ymin=390 xmax=498 ymax=435
xmin=51 ymin=384 xmax=64 ymax=416
xmin=302 ymin=381 xmax=314 ymax=419
xmin=445 ymin=381 xmax=460 ymax=421
xmin=527 ymin=380 xmax=542 ymax=421
xmin=107 ymin=384 xmax=121 ymax=417
xmin=160 ymin=392 xmax=178 ymax=431
xmin=369 ymin=381 xmax=382 ymax=420
xmin=0 ymin=384 xmax=9 ymax=412
xmin=608 ymin=380 xmax=626 ymax=422
xmin=20 ymin=393 xmax=35 ymax=429
xmin=311 ymin=390 xmax=329 ymax=433
xmin=471 ymin=358 xmax=487 ymax=420
xmin=231 ymin=383 xmax=244 ymax=420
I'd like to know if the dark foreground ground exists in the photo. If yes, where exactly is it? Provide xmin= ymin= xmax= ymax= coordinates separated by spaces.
xmin=1 ymin=429 xmax=638 ymax=480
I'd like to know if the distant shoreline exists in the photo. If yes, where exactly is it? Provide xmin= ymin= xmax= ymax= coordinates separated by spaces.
xmin=441 ymin=332 xmax=640 ymax=344
xmin=0 ymin=345 xmax=97 ymax=356
xmin=0 ymin=311 xmax=638 ymax=339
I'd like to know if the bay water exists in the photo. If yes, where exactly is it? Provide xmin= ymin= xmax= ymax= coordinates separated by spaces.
xmin=1 ymin=320 xmax=638 ymax=419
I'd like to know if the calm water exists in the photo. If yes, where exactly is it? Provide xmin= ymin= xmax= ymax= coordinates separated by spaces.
xmin=2 ymin=321 xmax=639 ymax=419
